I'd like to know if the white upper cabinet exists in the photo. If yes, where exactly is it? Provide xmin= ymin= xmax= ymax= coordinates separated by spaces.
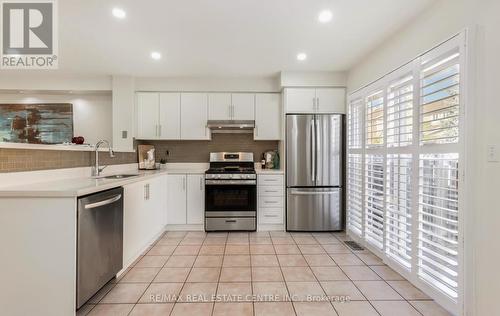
xmin=208 ymin=93 xmax=232 ymax=120
xmin=180 ymin=93 xmax=210 ymax=140
xmin=208 ymin=93 xmax=255 ymax=120
xmin=186 ymin=174 xmax=205 ymax=225
xmin=137 ymin=92 xmax=209 ymax=140
xmin=284 ymin=87 xmax=346 ymax=114
xmin=284 ymin=88 xmax=316 ymax=113
xmin=255 ymin=93 xmax=281 ymax=140
xmin=232 ymin=93 xmax=255 ymax=120
xmin=159 ymin=93 xmax=181 ymax=139
xmin=136 ymin=92 xmax=159 ymax=139
xmin=315 ymin=88 xmax=346 ymax=113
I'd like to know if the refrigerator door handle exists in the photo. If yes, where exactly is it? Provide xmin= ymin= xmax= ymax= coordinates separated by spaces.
xmin=315 ymin=116 xmax=320 ymax=183
xmin=310 ymin=118 xmax=315 ymax=182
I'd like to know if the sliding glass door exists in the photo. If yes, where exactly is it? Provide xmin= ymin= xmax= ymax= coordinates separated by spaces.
xmin=346 ymin=33 xmax=466 ymax=314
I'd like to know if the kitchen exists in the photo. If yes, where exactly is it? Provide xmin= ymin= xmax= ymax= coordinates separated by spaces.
xmin=0 ymin=1 xmax=499 ymax=316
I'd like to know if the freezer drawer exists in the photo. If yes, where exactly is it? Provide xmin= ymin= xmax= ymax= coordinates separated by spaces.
xmin=286 ymin=188 xmax=343 ymax=231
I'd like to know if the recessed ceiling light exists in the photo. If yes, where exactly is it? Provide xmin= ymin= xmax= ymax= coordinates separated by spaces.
xmin=112 ymin=8 xmax=126 ymax=19
xmin=318 ymin=10 xmax=333 ymax=23
xmin=296 ymin=53 xmax=307 ymax=61
xmin=151 ymin=52 xmax=162 ymax=60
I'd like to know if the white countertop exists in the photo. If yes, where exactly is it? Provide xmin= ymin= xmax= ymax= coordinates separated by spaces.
xmin=0 ymin=164 xmax=208 ymax=198
xmin=0 ymin=163 xmax=285 ymax=198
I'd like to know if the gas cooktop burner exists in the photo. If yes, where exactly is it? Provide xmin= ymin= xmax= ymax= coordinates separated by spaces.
xmin=206 ymin=166 xmax=256 ymax=174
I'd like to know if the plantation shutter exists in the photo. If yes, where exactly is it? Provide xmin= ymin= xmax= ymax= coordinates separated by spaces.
xmin=365 ymin=90 xmax=384 ymax=147
xmin=347 ymin=153 xmax=363 ymax=236
xmin=418 ymin=154 xmax=459 ymax=299
xmin=387 ymin=74 xmax=414 ymax=147
xmin=365 ymin=154 xmax=385 ymax=250
xmin=348 ymin=98 xmax=364 ymax=149
xmin=420 ymin=48 xmax=460 ymax=145
xmin=347 ymin=97 xmax=365 ymax=237
xmin=385 ymin=154 xmax=413 ymax=270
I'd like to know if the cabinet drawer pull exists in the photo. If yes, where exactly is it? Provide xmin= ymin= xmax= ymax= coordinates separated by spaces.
xmin=264 ymin=201 xmax=279 ymax=204
xmin=264 ymin=215 xmax=278 ymax=218
xmin=225 ymin=220 xmax=237 ymax=223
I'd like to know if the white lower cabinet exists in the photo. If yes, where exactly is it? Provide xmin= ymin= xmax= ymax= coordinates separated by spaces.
xmin=123 ymin=175 xmax=167 ymax=266
xmin=166 ymin=174 xmax=187 ymax=224
xmin=258 ymin=174 xmax=284 ymax=226
xmin=187 ymin=174 xmax=205 ymax=224
xmin=167 ymin=174 xmax=205 ymax=225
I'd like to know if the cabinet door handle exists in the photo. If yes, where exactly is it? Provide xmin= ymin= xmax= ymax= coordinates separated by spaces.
xmin=158 ymin=125 xmax=162 ymax=137
xmin=199 ymin=177 xmax=203 ymax=190
xmin=316 ymin=97 xmax=320 ymax=110
xmin=312 ymin=97 xmax=316 ymax=110
xmin=228 ymin=105 xmax=231 ymax=118
xmin=183 ymin=177 xmax=186 ymax=191
xmin=255 ymin=125 xmax=258 ymax=137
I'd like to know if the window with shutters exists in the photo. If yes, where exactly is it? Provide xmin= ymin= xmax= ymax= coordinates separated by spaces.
xmin=386 ymin=154 xmax=412 ymax=270
xmin=365 ymin=90 xmax=384 ymax=147
xmin=387 ymin=74 xmax=413 ymax=147
xmin=346 ymin=33 xmax=465 ymax=313
xmin=365 ymin=154 xmax=385 ymax=250
xmin=347 ymin=154 xmax=363 ymax=236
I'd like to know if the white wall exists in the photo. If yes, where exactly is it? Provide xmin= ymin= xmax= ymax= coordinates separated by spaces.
xmin=346 ymin=0 xmax=500 ymax=315
xmin=0 ymin=93 xmax=112 ymax=146
xmin=112 ymin=76 xmax=135 ymax=152
xmin=0 ymin=73 xmax=111 ymax=91
xmin=135 ymin=76 xmax=280 ymax=92
xmin=280 ymin=71 xmax=347 ymax=87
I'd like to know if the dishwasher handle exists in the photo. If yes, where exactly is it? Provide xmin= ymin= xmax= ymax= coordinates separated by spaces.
xmin=84 ymin=194 xmax=122 ymax=209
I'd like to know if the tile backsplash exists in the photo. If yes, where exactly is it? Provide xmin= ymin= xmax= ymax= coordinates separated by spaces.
xmin=0 ymin=148 xmax=136 ymax=173
xmin=137 ymin=133 xmax=279 ymax=163
xmin=0 ymin=133 xmax=280 ymax=173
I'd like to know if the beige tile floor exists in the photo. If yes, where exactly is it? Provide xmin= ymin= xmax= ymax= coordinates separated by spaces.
xmin=77 ymin=231 xmax=452 ymax=316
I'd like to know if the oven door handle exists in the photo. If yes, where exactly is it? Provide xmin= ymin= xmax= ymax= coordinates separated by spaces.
xmin=205 ymin=180 xmax=257 ymax=185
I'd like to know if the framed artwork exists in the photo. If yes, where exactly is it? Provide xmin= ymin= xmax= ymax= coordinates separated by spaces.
xmin=0 ymin=103 xmax=73 ymax=144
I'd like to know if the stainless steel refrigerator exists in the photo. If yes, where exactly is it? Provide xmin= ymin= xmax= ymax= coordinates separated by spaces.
xmin=286 ymin=114 xmax=344 ymax=231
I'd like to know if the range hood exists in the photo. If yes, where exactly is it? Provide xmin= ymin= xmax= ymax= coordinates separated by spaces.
xmin=207 ymin=120 xmax=255 ymax=133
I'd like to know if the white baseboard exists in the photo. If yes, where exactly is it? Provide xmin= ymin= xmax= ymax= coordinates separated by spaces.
xmin=165 ymin=224 xmax=204 ymax=231
xmin=258 ymin=224 xmax=285 ymax=231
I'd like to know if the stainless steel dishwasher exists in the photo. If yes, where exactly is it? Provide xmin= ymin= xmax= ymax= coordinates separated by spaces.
xmin=77 ymin=187 xmax=123 ymax=309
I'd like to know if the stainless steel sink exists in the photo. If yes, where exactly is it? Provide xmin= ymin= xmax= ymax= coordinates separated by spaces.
xmin=100 ymin=174 xmax=139 ymax=180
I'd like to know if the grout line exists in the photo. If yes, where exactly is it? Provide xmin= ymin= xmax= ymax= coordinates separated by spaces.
xmin=333 ymin=236 xmax=382 ymax=316
xmin=93 ymin=231 xmax=439 ymax=316
xmin=211 ymin=234 xmax=227 ymax=316
xmin=271 ymin=232 xmax=297 ymax=316
xmin=125 ymin=231 xmax=181 ymax=316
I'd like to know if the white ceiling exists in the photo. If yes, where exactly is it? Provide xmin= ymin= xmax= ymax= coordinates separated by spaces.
xmin=43 ymin=0 xmax=435 ymax=77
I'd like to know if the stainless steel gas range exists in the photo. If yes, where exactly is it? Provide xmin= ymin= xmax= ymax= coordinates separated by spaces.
xmin=205 ymin=152 xmax=257 ymax=231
